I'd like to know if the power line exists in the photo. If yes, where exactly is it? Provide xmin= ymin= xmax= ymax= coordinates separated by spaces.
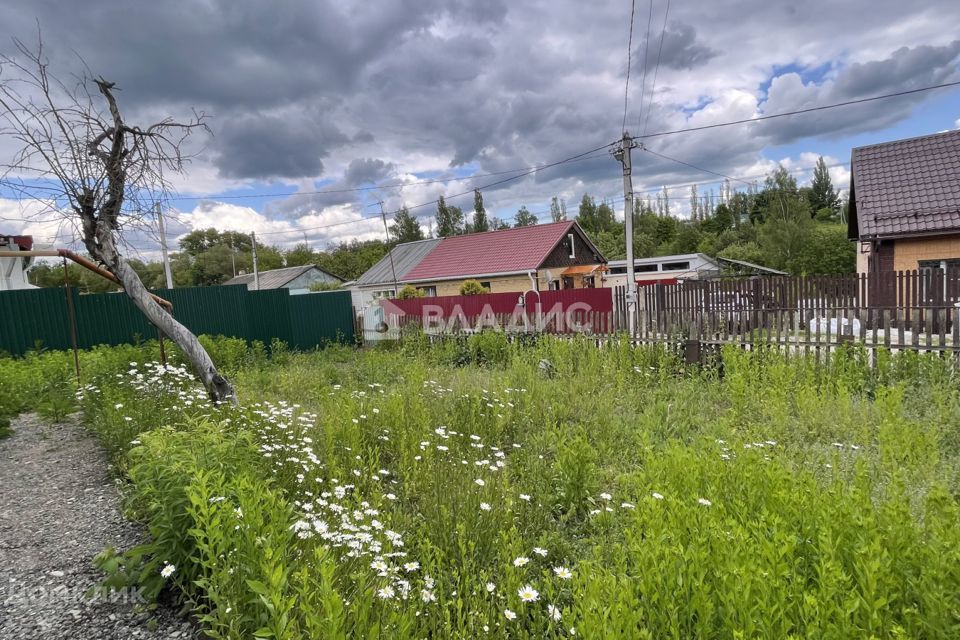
xmin=621 ymin=0 xmax=638 ymax=134
xmin=635 ymin=0 xmax=654 ymax=132
xmin=1 ymin=150 xmax=607 ymax=205
xmin=641 ymin=0 xmax=671 ymax=137
xmin=631 ymin=160 xmax=852 ymax=198
xmin=642 ymin=147 xmax=754 ymax=186
xmin=254 ymin=142 xmax=617 ymax=237
xmin=639 ymin=80 xmax=960 ymax=139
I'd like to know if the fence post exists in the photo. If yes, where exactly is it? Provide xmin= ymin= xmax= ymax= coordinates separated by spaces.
xmin=61 ymin=257 xmax=81 ymax=384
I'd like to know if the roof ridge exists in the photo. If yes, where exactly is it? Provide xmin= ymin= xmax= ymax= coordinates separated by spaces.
xmin=853 ymin=128 xmax=960 ymax=152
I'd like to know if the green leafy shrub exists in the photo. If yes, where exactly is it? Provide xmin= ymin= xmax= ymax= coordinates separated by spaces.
xmin=396 ymin=284 xmax=424 ymax=300
xmin=458 ymin=279 xmax=489 ymax=295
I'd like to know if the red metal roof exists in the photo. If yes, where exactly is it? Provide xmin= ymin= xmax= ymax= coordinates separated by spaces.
xmin=403 ymin=221 xmax=578 ymax=281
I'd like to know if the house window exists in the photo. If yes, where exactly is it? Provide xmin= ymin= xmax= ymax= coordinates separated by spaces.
xmin=583 ymin=275 xmax=595 ymax=288
xmin=635 ymin=264 xmax=658 ymax=272
xmin=919 ymin=259 xmax=960 ymax=271
xmin=373 ymin=289 xmax=395 ymax=299
xmin=419 ymin=286 xmax=437 ymax=297
xmin=549 ymin=280 xmax=561 ymax=290
xmin=568 ymin=233 xmax=576 ymax=259
xmin=562 ymin=276 xmax=574 ymax=289
xmin=479 ymin=281 xmax=491 ymax=290
xmin=662 ymin=261 xmax=691 ymax=271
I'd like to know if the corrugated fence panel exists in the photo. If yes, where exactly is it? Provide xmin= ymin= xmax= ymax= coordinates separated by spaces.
xmin=289 ymin=290 xmax=355 ymax=349
xmin=0 ymin=287 xmax=73 ymax=355
xmin=246 ymin=289 xmax=293 ymax=346
xmin=0 ymin=285 xmax=354 ymax=356
xmin=154 ymin=286 xmax=251 ymax=338
xmin=75 ymin=290 xmax=156 ymax=348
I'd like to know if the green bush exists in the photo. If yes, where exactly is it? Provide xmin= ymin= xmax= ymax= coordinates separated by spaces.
xmin=396 ymin=284 xmax=424 ymax=300
xmin=459 ymin=279 xmax=489 ymax=296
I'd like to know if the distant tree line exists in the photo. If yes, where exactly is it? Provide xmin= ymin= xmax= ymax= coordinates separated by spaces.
xmin=579 ymin=156 xmax=854 ymax=275
xmin=27 ymin=157 xmax=853 ymax=292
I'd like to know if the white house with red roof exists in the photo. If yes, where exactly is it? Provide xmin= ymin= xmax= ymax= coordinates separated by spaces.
xmin=354 ymin=221 xmax=606 ymax=304
xmin=0 ymin=234 xmax=36 ymax=291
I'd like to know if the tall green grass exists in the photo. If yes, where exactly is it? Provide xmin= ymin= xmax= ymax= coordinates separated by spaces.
xmin=5 ymin=334 xmax=960 ymax=638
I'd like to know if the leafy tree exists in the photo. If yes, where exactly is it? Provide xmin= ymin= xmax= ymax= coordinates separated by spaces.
xmin=514 ymin=206 xmax=538 ymax=227
xmin=435 ymin=196 xmax=464 ymax=237
xmin=550 ymin=196 xmax=566 ymax=222
xmin=576 ymin=195 xmax=616 ymax=235
xmin=808 ymin=156 xmax=840 ymax=216
xmin=314 ymin=239 xmax=388 ymax=281
xmin=788 ymin=223 xmax=856 ymax=274
xmin=472 ymin=190 xmax=489 ymax=233
xmin=576 ymin=194 xmax=599 ymax=234
xmin=668 ymin=223 xmax=703 ymax=254
xmin=285 ymin=243 xmax=316 ymax=267
xmin=703 ymin=203 xmax=734 ymax=234
xmin=391 ymin=205 xmax=425 ymax=243
xmin=459 ymin=279 xmax=489 ymax=295
xmin=718 ymin=241 xmax=767 ymax=267
xmin=489 ymin=217 xmax=512 ymax=230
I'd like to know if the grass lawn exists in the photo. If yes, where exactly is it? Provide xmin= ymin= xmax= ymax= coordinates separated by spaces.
xmin=4 ymin=333 xmax=960 ymax=638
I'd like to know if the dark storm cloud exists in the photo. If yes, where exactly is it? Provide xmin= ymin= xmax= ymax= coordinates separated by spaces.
xmin=344 ymin=158 xmax=397 ymax=186
xmin=639 ymin=22 xmax=717 ymax=71
xmin=3 ymin=0 xmax=960 ymax=235
xmin=214 ymin=111 xmax=349 ymax=180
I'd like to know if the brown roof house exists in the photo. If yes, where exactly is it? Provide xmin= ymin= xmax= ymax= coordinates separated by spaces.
xmin=848 ymin=129 xmax=960 ymax=275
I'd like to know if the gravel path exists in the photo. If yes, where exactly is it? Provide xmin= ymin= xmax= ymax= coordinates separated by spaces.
xmin=0 ymin=414 xmax=197 ymax=639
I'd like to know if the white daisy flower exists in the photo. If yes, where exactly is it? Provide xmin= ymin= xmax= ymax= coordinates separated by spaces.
xmin=504 ymin=609 xmax=517 ymax=620
xmin=517 ymin=584 xmax=539 ymax=602
xmin=553 ymin=566 xmax=572 ymax=580
xmin=513 ymin=556 xmax=530 ymax=567
xmin=160 ymin=563 xmax=175 ymax=578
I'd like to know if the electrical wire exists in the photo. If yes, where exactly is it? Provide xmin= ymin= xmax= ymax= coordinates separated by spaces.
xmin=621 ymin=0 xmax=638 ymax=134
xmin=642 ymin=147 xmax=754 ymax=185
xmin=632 ymin=159 xmax=852 ymax=198
xmin=635 ymin=0 xmax=654 ymax=133
xmin=641 ymin=0 xmax=671 ymax=136
xmin=639 ymin=80 xmax=960 ymax=139
xmin=254 ymin=142 xmax=617 ymax=237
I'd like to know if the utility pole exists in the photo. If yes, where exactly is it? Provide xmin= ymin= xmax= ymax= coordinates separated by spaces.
xmin=612 ymin=131 xmax=642 ymax=334
xmin=156 ymin=202 xmax=174 ymax=289
xmin=378 ymin=201 xmax=400 ymax=297
xmin=251 ymin=231 xmax=260 ymax=291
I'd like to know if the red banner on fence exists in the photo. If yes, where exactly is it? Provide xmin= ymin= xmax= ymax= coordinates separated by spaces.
xmin=386 ymin=287 xmax=612 ymax=318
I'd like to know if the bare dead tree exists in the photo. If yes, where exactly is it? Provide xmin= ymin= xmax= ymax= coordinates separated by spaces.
xmin=0 ymin=38 xmax=236 ymax=403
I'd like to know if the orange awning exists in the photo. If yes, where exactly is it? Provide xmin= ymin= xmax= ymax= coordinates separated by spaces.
xmin=560 ymin=264 xmax=608 ymax=276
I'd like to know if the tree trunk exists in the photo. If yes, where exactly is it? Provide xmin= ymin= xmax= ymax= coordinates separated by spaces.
xmin=112 ymin=258 xmax=237 ymax=404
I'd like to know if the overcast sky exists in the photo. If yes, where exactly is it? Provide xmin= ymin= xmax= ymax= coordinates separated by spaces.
xmin=2 ymin=0 xmax=959 ymax=257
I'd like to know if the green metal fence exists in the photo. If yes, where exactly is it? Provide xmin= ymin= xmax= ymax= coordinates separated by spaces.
xmin=0 ymin=285 xmax=354 ymax=357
